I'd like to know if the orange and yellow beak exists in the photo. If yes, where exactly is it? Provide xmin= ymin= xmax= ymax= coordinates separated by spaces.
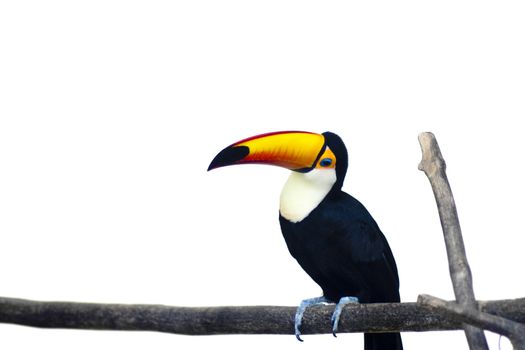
xmin=208 ymin=131 xmax=331 ymax=172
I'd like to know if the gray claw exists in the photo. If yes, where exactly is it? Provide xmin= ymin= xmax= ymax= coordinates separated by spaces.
xmin=331 ymin=296 xmax=359 ymax=337
xmin=294 ymin=310 xmax=304 ymax=342
xmin=294 ymin=296 xmax=329 ymax=342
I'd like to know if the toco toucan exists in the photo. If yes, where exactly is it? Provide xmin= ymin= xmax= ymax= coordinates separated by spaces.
xmin=208 ymin=131 xmax=402 ymax=350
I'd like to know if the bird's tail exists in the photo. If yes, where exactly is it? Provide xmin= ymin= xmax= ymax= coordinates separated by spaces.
xmin=364 ymin=332 xmax=402 ymax=350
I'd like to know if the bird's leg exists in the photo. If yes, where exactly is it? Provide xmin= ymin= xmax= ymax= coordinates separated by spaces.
xmin=294 ymin=296 xmax=330 ymax=342
xmin=331 ymin=295 xmax=359 ymax=337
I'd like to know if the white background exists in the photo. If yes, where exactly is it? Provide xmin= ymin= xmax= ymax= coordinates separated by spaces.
xmin=1 ymin=1 xmax=524 ymax=349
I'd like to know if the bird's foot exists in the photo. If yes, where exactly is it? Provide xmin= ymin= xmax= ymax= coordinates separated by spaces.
xmin=294 ymin=296 xmax=330 ymax=342
xmin=331 ymin=296 xmax=359 ymax=337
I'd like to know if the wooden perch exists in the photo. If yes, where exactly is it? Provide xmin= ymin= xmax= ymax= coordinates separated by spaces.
xmin=1 ymin=296 xmax=525 ymax=335
xmin=418 ymin=132 xmax=489 ymax=349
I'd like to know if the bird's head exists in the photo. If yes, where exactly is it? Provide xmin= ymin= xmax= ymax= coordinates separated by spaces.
xmin=208 ymin=131 xmax=348 ymax=191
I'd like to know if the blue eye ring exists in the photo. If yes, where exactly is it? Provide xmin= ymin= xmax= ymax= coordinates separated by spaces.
xmin=319 ymin=158 xmax=333 ymax=167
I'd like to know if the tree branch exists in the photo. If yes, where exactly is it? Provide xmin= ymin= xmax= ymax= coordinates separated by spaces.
xmin=419 ymin=294 xmax=525 ymax=349
xmin=1 ymin=133 xmax=521 ymax=345
xmin=418 ymin=132 xmax=489 ymax=349
xmin=1 ymin=296 xmax=524 ymax=335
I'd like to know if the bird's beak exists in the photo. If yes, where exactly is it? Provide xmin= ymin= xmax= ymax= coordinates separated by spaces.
xmin=208 ymin=131 xmax=325 ymax=172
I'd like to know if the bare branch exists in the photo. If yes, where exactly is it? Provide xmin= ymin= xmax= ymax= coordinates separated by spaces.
xmin=418 ymin=132 xmax=489 ymax=349
xmin=1 ymin=296 xmax=524 ymax=336
xmin=419 ymin=294 xmax=525 ymax=349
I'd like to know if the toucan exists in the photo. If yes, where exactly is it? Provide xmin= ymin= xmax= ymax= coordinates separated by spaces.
xmin=208 ymin=131 xmax=402 ymax=350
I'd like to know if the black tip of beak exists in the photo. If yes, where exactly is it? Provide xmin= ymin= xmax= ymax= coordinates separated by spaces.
xmin=207 ymin=146 xmax=250 ymax=171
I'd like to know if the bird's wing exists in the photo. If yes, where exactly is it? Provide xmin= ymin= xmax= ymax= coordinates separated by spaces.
xmin=338 ymin=219 xmax=400 ymax=302
xmin=327 ymin=197 xmax=400 ymax=302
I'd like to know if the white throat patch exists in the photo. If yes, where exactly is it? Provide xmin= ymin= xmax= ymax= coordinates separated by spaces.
xmin=279 ymin=168 xmax=337 ymax=223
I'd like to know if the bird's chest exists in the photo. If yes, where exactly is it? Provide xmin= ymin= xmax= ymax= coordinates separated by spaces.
xmin=279 ymin=210 xmax=344 ymax=262
xmin=279 ymin=210 xmax=372 ymax=301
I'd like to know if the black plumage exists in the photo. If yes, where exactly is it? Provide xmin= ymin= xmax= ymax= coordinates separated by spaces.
xmin=279 ymin=192 xmax=399 ymax=304
xmin=279 ymin=132 xmax=402 ymax=350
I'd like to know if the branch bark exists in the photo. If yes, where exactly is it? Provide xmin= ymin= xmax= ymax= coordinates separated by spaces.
xmin=418 ymin=132 xmax=489 ymax=349
xmin=1 ymin=296 xmax=524 ymax=335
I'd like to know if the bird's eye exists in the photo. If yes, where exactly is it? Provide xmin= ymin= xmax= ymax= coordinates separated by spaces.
xmin=319 ymin=158 xmax=332 ymax=167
